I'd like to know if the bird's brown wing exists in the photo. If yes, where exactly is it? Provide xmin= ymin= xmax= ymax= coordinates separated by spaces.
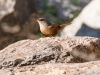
xmin=48 ymin=22 xmax=58 ymax=28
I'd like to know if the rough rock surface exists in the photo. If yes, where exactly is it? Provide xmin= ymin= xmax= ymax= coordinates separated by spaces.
xmin=61 ymin=0 xmax=100 ymax=38
xmin=1 ymin=61 xmax=100 ymax=75
xmin=0 ymin=37 xmax=100 ymax=75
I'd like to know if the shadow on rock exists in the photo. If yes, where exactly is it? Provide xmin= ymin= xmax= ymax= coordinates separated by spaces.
xmin=76 ymin=23 xmax=100 ymax=38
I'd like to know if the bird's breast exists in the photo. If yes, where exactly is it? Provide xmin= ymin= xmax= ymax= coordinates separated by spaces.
xmin=40 ymin=26 xmax=57 ymax=36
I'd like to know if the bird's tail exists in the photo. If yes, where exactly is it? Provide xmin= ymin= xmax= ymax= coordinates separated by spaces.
xmin=59 ymin=22 xmax=71 ymax=28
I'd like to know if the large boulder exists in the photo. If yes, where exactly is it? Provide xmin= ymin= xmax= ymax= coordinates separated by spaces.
xmin=0 ymin=0 xmax=39 ymax=50
xmin=61 ymin=0 xmax=100 ymax=38
xmin=0 ymin=36 xmax=100 ymax=75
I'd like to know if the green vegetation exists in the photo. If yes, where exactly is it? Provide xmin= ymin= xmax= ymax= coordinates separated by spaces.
xmin=47 ymin=6 xmax=57 ymax=16
xmin=37 ymin=32 xmax=44 ymax=37
xmin=71 ymin=0 xmax=81 ymax=5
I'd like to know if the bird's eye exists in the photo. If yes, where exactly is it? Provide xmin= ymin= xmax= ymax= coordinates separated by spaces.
xmin=39 ymin=18 xmax=44 ymax=21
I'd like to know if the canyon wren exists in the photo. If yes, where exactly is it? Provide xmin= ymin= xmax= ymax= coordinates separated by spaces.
xmin=37 ymin=18 xmax=71 ymax=36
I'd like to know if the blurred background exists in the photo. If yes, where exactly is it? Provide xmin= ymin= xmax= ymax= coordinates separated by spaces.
xmin=0 ymin=0 xmax=100 ymax=50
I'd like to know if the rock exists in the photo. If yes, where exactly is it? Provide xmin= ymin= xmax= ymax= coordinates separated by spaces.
xmin=0 ymin=0 xmax=39 ymax=50
xmin=0 ymin=0 xmax=16 ymax=20
xmin=0 ymin=0 xmax=38 ymax=24
xmin=1 ymin=61 xmax=100 ymax=75
xmin=0 ymin=36 xmax=100 ymax=75
xmin=61 ymin=0 xmax=100 ymax=37
xmin=0 ymin=0 xmax=39 ymax=34
xmin=0 ymin=36 xmax=100 ymax=68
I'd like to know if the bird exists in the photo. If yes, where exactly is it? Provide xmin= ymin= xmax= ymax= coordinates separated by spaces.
xmin=37 ymin=18 xmax=71 ymax=36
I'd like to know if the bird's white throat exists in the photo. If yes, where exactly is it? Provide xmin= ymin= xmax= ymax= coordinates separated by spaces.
xmin=38 ymin=22 xmax=47 ymax=30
